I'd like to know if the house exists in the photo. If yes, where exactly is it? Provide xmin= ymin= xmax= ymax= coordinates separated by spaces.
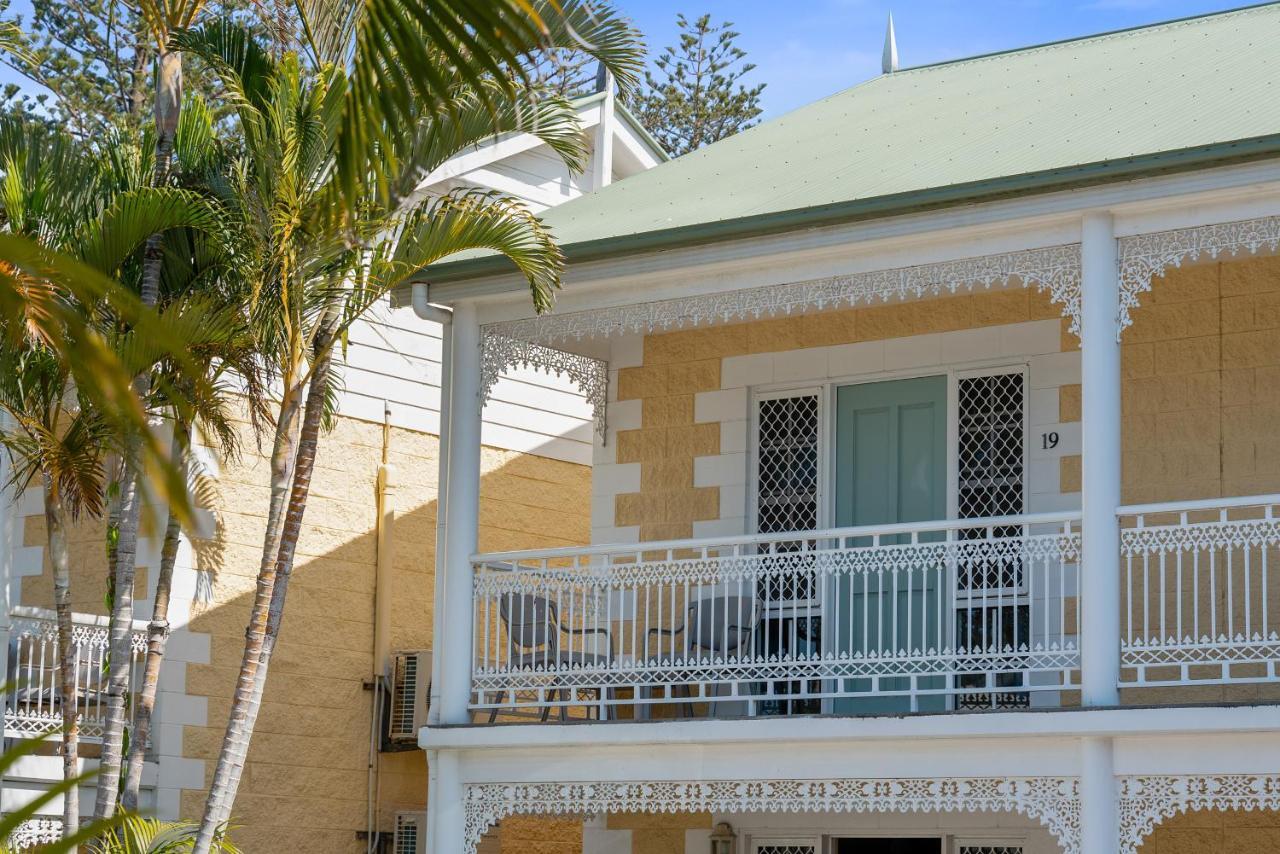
xmin=0 ymin=85 xmax=664 ymax=850
xmin=412 ymin=6 xmax=1280 ymax=854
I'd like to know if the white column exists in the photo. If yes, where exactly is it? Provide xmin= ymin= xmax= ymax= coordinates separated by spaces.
xmin=439 ymin=301 xmax=482 ymax=725
xmin=1080 ymin=736 xmax=1118 ymax=854
xmin=432 ymin=750 xmax=467 ymax=854
xmin=1080 ymin=212 xmax=1122 ymax=707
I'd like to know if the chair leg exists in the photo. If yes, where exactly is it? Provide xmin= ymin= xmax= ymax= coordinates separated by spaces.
xmin=679 ymin=683 xmax=694 ymax=719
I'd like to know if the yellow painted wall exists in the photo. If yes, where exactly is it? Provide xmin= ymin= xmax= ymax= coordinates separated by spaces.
xmin=616 ymin=288 xmax=1066 ymax=540
xmin=1137 ymin=808 xmax=1280 ymax=853
xmin=174 ymin=415 xmax=591 ymax=851
xmin=1059 ymin=255 xmax=1280 ymax=504
xmin=13 ymin=409 xmax=591 ymax=851
xmin=607 ymin=813 xmax=712 ymax=854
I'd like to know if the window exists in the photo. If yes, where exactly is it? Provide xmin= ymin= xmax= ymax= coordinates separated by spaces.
xmin=955 ymin=370 xmax=1029 ymax=710
xmin=753 ymin=392 xmax=822 ymax=716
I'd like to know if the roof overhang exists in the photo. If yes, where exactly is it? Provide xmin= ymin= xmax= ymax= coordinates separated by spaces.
xmin=407 ymin=133 xmax=1280 ymax=301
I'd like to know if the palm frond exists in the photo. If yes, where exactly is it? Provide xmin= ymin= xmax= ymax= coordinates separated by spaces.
xmin=75 ymin=189 xmax=224 ymax=277
xmin=366 ymin=188 xmax=563 ymax=316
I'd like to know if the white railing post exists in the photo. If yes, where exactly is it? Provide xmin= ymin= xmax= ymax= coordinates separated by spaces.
xmin=1080 ymin=736 xmax=1118 ymax=854
xmin=1081 ymin=211 xmax=1123 ymax=707
xmin=440 ymin=300 xmax=482 ymax=725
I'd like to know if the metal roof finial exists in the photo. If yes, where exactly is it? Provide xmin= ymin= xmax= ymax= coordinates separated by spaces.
xmin=882 ymin=12 xmax=899 ymax=74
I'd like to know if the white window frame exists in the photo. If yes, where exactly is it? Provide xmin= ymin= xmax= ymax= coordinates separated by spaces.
xmin=749 ymin=361 xmax=1031 ymax=536
xmin=748 ymin=363 xmax=1032 ymax=714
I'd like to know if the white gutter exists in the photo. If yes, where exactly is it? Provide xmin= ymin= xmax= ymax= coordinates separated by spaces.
xmin=411 ymin=282 xmax=452 ymax=854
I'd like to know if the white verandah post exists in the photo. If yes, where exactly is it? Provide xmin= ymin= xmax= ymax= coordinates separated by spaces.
xmin=1080 ymin=211 xmax=1123 ymax=707
xmin=1079 ymin=213 xmax=1121 ymax=852
xmin=439 ymin=299 xmax=482 ymax=724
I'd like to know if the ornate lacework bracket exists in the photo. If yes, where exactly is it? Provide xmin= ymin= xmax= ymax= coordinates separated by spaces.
xmin=1118 ymin=774 xmax=1280 ymax=854
xmin=462 ymin=776 xmax=1081 ymax=854
xmin=480 ymin=245 xmax=1084 ymax=435
xmin=1118 ymin=215 xmax=1280 ymax=335
xmin=480 ymin=331 xmax=609 ymax=441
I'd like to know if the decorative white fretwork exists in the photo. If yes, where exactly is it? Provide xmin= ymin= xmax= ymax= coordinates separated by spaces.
xmin=480 ymin=245 xmax=1083 ymax=438
xmin=7 ymin=817 xmax=63 ymax=850
xmin=488 ymin=245 xmax=1083 ymax=348
xmin=1118 ymin=774 xmax=1280 ymax=854
xmin=5 ymin=610 xmax=147 ymax=740
xmin=1117 ymin=214 xmax=1280 ymax=333
xmin=462 ymin=777 xmax=1081 ymax=854
xmin=479 ymin=332 xmax=609 ymax=440
xmin=1117 ymin=498 xmax=1280 ymax=685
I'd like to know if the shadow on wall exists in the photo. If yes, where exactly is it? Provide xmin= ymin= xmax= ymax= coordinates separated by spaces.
xmin=18 ymin=412 xmax=592 ymax=853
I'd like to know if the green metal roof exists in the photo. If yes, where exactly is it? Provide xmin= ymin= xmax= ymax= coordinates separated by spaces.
xmin=431 ymin=2 xmax=1280 ymax=284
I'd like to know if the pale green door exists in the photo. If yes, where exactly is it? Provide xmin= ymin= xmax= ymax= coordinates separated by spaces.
xmin=833 ymin=376 xmax=948 ymax=714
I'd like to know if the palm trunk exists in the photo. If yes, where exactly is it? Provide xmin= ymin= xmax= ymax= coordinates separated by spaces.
xmin=45 ymin=477 xmax=79 ymax=847
xmin=120 ymin=422 xmax=189 ymax=811
xmin=214 ymin=331 xmax=337 ymax=821
xmin=93 ymin=47 xmax=184 ymax=821
xmin=192 ymin=385 xmax=303 ymax=853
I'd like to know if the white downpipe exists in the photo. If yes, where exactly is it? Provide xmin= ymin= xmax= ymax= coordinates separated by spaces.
xmin=1080 ymin=736 xmax=1118 ymax=854
xmin=411 ymin=283 xmax=462 ymax=854
xmin=1080 ymin=211 xmax=1123 ymax=707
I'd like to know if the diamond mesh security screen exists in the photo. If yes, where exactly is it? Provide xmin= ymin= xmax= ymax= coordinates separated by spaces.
xmin=756 ymin=394 xmax=820 ymax=535
xmin=955 ymin=371 xmax=1030 ymax=709
xmin=957 ymin=372 xmax=1024 ymax=521
xmin=756 ymin=847 xmax=817 ymax=854
xmin=755 ymin=393 xmax=822 ymax=716
xmin=959 ymin=847 xmax=1024 ymax=854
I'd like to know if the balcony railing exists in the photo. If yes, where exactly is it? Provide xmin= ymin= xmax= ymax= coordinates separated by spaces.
xmin=1119 ymin=494 xmax=1280 ymax=687
xmin=4 ymin=607 xmax=148 ymax=740
xmin=472 ymin=512 xmax=1083 ymax=719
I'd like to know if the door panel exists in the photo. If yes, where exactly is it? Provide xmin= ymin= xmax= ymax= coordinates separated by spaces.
xmin=833 ymin=376 xmax=947 ymax=714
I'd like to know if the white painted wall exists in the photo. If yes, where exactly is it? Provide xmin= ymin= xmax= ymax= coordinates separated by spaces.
xmin=337 ymin=99 xmax=663 ymax=467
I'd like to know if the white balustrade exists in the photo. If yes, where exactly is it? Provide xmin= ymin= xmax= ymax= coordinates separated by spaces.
xmin=4 ymin=606 xmax=148 ymax=740
xmin=1120 ymin=494 xmax=1280 ymax=686
xmin=6 ymin=818 xmax=62 ymax=850
xmin=471 ymin=512 xmax=1082 ymax=719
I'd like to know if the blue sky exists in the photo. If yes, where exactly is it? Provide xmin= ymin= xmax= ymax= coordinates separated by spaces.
xmin=0 ymin=1 xmax=1259 ymax=120
xmin=622 ymin=0 xmax=1254 ymax=118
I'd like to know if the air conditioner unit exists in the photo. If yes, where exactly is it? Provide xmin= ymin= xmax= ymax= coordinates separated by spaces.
xmin=393 ymin=811 xmax=426 ymax=854
xmin=386 ymin=650 xmax=430 ymax=747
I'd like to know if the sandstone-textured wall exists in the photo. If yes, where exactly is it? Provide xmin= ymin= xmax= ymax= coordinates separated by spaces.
xmin=172 ymin=414 xmax=590 ymax=851
xmin=615 ymin=288 xmax=1067 ymax=541
xmin=607 ymin=812 xmax=713 ymax=854
xmin=1136 ymin=807 xmax=1280 ymax=853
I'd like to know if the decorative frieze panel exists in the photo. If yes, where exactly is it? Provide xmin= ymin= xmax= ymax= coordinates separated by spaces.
xmin=479 ymin=332 xmax=609 ymax=440
xmin=462 ymin=777 xmax=1081 ymax=854
xmin=1118 ymin=774 xmax=1280 ymax=854
xmin=1117 ymin=214 xmax=1280 ymax=333
xmin=486 ymin=245 xmax=1084 ymax=349
xmin=479 ymin=245 xmax=1085 ymax=435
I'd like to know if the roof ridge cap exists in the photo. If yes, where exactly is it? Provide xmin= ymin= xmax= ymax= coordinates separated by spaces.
xmin=890 ymin=1 xmax=1280 ymax=77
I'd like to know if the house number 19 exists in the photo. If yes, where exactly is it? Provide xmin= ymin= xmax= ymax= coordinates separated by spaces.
xmin=1041 ymin=431 xmax=1060 ymax=450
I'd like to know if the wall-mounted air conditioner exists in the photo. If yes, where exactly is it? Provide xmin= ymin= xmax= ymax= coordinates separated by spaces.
xmin=385 ymin=650 xmax=430 ymax=749
xmin=393 ymin=811 xmax=426 ymax=854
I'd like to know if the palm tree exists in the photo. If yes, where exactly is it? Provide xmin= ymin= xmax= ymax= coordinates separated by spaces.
xmin=94 ymin=0 xmax=217 ymax=817
xmin=120 ymin=96 xmax=271 ymax=813
xmin=178 ymin=4 xmax=643 ymax=848
xmin=0 ymin=120 xmax=232 ymax=843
